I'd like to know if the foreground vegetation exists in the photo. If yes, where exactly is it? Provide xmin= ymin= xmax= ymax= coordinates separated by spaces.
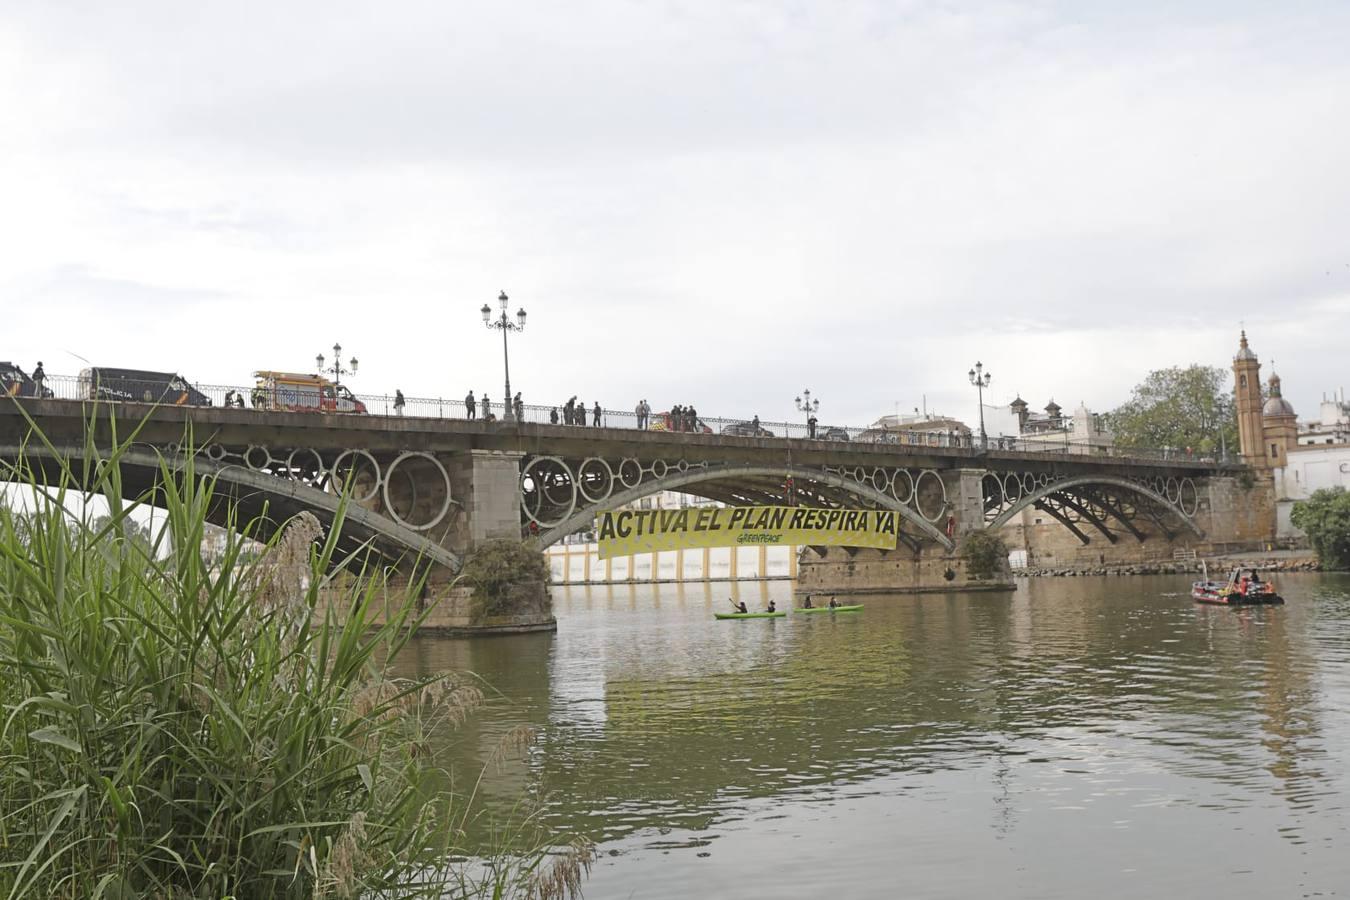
xmin=0 ymin=427 xmax=588 ymax=898
xmin=1291 ymin=487 xmax=1350 ymax=570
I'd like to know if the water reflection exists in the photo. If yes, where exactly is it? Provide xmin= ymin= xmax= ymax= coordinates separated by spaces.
xmin=396 ymin=574 xmax=1350 ymax=898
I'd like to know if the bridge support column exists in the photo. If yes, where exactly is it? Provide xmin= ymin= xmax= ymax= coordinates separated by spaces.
xmin=431 ymin=449 xmax=555 ymax=633
xmin=795 ymin=466 xmax=1013 ymax=597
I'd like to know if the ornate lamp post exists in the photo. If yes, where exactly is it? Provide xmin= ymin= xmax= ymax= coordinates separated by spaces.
xmin=795 ymin=389 xmax=820 ymax=438
xmin=481 ymin=290 xmax=527 ymax=423
xmin=968 ymin=361 xmax=991 ymax=449
xmin=315 ymin=343 xmax=358 ymax=389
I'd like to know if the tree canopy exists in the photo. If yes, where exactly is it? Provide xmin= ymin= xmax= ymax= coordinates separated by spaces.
xmin=1290 ymin=488 xmax=1350 ymax=570
xmin=1106 ymin=364 xmax=1238 ymax=453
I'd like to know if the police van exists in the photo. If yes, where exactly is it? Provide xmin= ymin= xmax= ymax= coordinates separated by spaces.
xmin=78 ymin=367 xmax=212 ymax=406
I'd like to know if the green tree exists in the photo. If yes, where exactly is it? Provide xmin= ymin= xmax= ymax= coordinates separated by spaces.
xmin=1106 ymin=364 xmax=1238 ymax=454
xmin=1290 ymin=488 xmax=1350 ymax=570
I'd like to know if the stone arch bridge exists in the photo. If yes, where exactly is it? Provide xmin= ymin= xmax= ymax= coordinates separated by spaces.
xmin=0 ymin=400 xmax=1267 ymax=593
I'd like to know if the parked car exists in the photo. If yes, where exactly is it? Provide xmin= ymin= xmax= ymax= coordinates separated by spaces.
xmin=1 ymin=362 xmax=52 ymax=398
xmin=649 ymin=410 xmax=712 ymax=434
xmin=720 ymin=421 xmax=775 ymax=438
xmin=821 ymin=427 xmax=851 ymax=441
xmin=252 ymin=371 xmax=367 ymax=414
xmin=78 ymin=367 xmax=212 ymax=406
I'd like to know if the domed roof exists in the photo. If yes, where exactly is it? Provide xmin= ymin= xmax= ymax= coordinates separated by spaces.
xmin=1263 ymin=372 xmax=1296 ymax=418
xmin=1263 ymin=395 xmax=1296 ymax=418
xmin=1235 ymin=330 xmax=1257 ymax=361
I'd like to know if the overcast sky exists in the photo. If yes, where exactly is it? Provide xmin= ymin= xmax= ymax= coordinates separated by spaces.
xmin=4 ymin=1 xmax=1348 ymax=428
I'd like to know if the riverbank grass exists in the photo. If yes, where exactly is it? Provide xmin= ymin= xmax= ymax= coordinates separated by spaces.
xmin=0 ymin=428 xmax=583 ymax=898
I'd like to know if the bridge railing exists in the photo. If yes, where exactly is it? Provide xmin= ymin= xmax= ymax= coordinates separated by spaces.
xmin=22 ymin=373 xmax=1238 ymax=467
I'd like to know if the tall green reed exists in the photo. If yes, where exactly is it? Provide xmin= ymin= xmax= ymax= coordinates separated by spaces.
xmin=0 ymin=416 xmax=588 ymax=899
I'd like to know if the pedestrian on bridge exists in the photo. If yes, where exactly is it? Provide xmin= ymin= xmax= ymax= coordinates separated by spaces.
xmin=635 ymin=399 xmax=646 ymax=430
xmin=224 ymin=389 xmax=235 ymax=407
xmin=564 ymin=396 xmax=576 ymax=424
xmin=481 ymin=394 xmax=491 ymax=420
xmin=514 ymin=392 xmax=523 ymax=421
xmin=593 ymin=402 xmax=602 ymax=427
xmin=688 ymin=406 xmax=699 ymax=432
xmin=550 ymin=407 xmax=559 ymax=425
xmin=807 ymin=414 xmax=817 ymax=439
xmin=32 ymin=362 xmax=45 ymax=398
xmin=465 ymin=390 xmax=476 ymax=419
xmin=394 ymin=389 xmax=406 ymax=416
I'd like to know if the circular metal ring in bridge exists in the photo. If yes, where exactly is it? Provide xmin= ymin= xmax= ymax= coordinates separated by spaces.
xmin=1035 ymin=472 xmax=1050 ymax=489
xmin=913 ymin=470 xmax=948 ymax=523
xmin=1001 ymin=473 xmax=1023 ymax=506
xmin=648 ymin=459 xmax=669 ymax=480
xmin=981 ymin=472 xmax=1003 ymax=507
xmin=870 ymin=468 xmax=891 ymax=494
xmin=1179 ymin=478 xmax=1199 ymax=516
xmin=618 ymin=458 xmax=643 ymax=489
xmin=1020 ymin=473 xmax=1037 ymax=496
xmin=521 ymin=456 xmax=577 ymax=528
xmin=244 ymin=445 xmax=273 ymax=471
xmin=330 ymin=449 xmax=382 ymax=503
xmin=381 ymin=452 xmax=453 ymax=532
xmin=286 ymin=447 xmax=326 ymax=486
xmin=576 ymin=457 xmax=615 ymax=504
xmin=891 ymin=469 xmax=915 ymax=505
xmin=205 ymin=443 xmax=227 ymax=462
xmin=1165 ymin=477 xmax=1181 ymax=505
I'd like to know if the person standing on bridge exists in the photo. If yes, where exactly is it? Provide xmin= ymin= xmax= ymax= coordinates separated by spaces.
xmin=481 ymin=394 xmax=491 ymax=420
xmin=635 ymin=399 xmax=645 ymax=430
xmin=752 ymin=414 xmax=761 ymax=434
xmin=514 ymin=392 xmax=523 ymax=421
xmin=224 ymin=389 xmax=235 ymax=407
xmin=31 ymin=362 xmax=45 ymax=398
xmin=465 ymin=390 xmax=476 ymax=419
xmin=688 ymin=406 xmax=699 ymax=432
xmin=807 ymin=413 xmax=817 ymax=439
xmin=235 ymin=394 xmax=244 ymax=408
xmin=394 ymin=389 xmax=406 ymax=416
xmin=593 ymin=402 xmax=602 ymax=427
xmin=550 ymin=407 xmax=559 ymax=424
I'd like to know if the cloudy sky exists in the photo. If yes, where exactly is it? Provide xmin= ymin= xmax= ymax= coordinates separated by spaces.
xmin=4 ymin=0 xmax=1349 ymax=428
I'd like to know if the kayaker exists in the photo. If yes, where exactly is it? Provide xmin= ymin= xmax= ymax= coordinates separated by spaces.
xmin=767 ymin=600 xmax=777 ymax=612
xmin=828 ymin=597 xmax=839 ymax=609
xmin=729 ymin=599 xmax=748 ymax=614
xmin=802 ymin=595 xmax=814 ymax=609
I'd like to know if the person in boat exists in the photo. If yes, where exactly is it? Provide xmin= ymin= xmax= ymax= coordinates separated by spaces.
xmin=828 ymin=597 xmax=839 ymax=609
xmin=802 ymin=595 xmax=814 ymax=609
xmin=1247 ymin=571 xmax=1263 ymax=595
xmin=767 ymin=600 xmax=777 ymax=612
xmin=729 ymin=599 xmax=748 ymax=614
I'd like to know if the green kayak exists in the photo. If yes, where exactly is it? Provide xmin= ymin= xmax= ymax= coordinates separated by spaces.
xmin=714 ymin=611 xmax=787 ymax=620
xmin=796 ymin=605 xmax=864 ymax=614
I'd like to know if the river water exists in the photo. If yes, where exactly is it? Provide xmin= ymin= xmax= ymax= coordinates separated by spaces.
xmin=399 ymin=575 xmax=1350 ymax=899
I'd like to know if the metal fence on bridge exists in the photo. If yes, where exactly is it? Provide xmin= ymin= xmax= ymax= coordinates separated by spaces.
xmin=20 ymin=372 xmax=1237 ymax=467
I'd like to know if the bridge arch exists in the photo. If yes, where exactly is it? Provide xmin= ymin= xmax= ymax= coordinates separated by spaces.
xmin=531 ymin=462 xmax=956 ymax=551
xmin=1 ymin=443 xmax=462 ymax=571
xmin=987 ymin=474 xmax=1204 ymax=539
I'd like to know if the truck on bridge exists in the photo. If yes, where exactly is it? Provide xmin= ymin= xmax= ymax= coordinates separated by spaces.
xmin=251 ymin=371 xmax=367 ymax=414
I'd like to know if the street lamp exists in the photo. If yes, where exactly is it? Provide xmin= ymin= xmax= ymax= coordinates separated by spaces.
xmin=315 ymin=342 xmax=358 ymax=389
xmin=795 ymin=389 xmax=820 ymax=438
xmin=481 ymin=290 xmax=527 ymax=423
xmin=968 ymin=361 xmax=991 ymax=449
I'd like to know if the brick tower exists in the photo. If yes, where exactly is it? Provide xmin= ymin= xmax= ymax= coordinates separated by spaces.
xmin=1233 ymin=331 xmax=1266 ymax=467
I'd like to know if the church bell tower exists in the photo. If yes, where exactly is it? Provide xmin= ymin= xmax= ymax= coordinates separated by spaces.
xmin=1232 ymin=331 xmax=1266 ymax=467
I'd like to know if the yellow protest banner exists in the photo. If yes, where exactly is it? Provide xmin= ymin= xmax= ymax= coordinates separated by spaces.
xmin=595 ymin=506 xmax=899 ymax=559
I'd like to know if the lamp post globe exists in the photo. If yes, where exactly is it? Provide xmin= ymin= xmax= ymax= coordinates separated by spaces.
xmin=483 ymin=289 xmax=527 ymax=423
xmin=967 ymin=361 xmax=992 ymax=449
xmin=795 ymin=388 xmax=820 ymax=438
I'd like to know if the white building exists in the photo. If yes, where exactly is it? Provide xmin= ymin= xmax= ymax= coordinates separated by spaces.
xmin=1298 ymin=390 xmax=1350 ymax=446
